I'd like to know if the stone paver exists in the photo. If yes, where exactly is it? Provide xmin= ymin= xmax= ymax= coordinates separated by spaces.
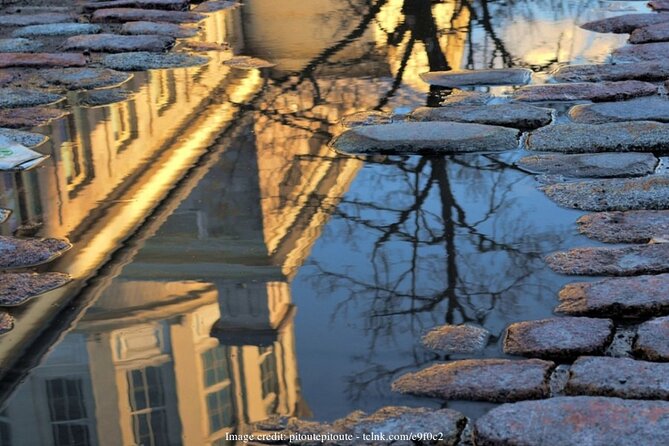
xmin=503 ymin=317 xmax=614 ymax=358
xmin=578 ymin=210 xmax=669 ymax=243
xmin=0 ymin=38 xmax=42 ymax=53
xmin=517 ymin=153 xmax=657 ymax=178
xmin=421 ymin=324 xmax=490 ymax=355
xmin=512 ymin=80 xmax=657 ymax=102
xmin=331 ymin=122 xmax=519 ymax=155
xmin=613 ymin=42 xmax=669 ymax=62
xmin=194 ymin=1 xmax=240 ymax=12
xmin=0 ymin=88 xmax=63 ymax=108
xmin=527 ymin=121 xmax=669 ymax=153
xmin=553 ymin=61 xmax=669 ymax=82
xmin=38 ymin=68 xmax=132 ymax=90
xmin=474 ymin=396 xmax=669 ymax=446
xmin=581 ymin=13 xmax=669 ymax=33
xmin=0 ymin=107 xmax=68 ymax=128
xmin=223 ymin=55 xmax=276 ymax=69
xmin=557 ymin=274 xmax=669 ymax=318
xmin=92 ymin=8 xmax=204 ymax=24
xmin=102 ymin=51 xmax=208 ymax=70
xmin=340 ymin=111 xmax=393 ymax=128
xmin=0 ymin=236 xmax=71 ymax=269
xmin=634 ymin=316 xmax=669 ymax=360
xmin=0 ymin=312 xmax=13 ymax=335
xmin=12 ymin=23 xmax=101 ymax=38
xmin=630 ymin=21 xmax=669 ymax=43
xmin=121 ymin=21 xmax=198 ymax=38
xmin=82 ymin=0 xmax=189 ymax=12
xmin=419 ymin=68 xmax=532 ymax=87
xmin=77 ymin=88 xmax=132 ymax=107
xmin=0 ymin=272 xmax=71 ymax=306
xmin=0 ymin=53 xmax=86 ymax=68
xmin=63 ymin=34 xmax=175 ymax=53
xmin=0 ymin=13 xmax=74 ymax=27
xmin=569 ymin=97 xmax=669 ymax=124
xmin=650 ymin=0 xmax=669 ymax=11
xmin=179 ymin=41 xmax=230 ymax=52
xmin=441 ymin=89 xmax=491 ymax=105
xmin=391 ymin=359 xmax=554 ymax=402
xmin=410 ymin=103 xmax=553 ymax=129
xmin=546 ymin=243 xmax=669 ymax=276
xmin=0 ymin=128 xmax=47 ymax=147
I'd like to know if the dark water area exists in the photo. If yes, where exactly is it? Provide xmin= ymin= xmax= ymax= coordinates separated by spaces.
xmin=0 ymin=0 xmax=649 ymax=444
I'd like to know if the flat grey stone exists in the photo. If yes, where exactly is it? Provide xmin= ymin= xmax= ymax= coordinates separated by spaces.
xmin=0 ymin=88 xmax=63 ymax=108
xmin=421 ymin=324 xmax=490 ymax=355
xmin=0 ymin=128 xmax=46 ymax=147
xmin=77 ymin=88 xmax=132 ymax=107
xmin=578 ymin=210 xmax=669 ymax=243
xmin=553 ymin=61 xmax=669 ymax=82
xmin=331 ymin=122 xmax=519 ymax=155
xmin=569 ymin=97 xmax=669 ymax=124
xmin=121 ymin=21 xmax=197 ymax=38
xmin=63 ymin=34 xmax=174 ymax=53
xmin=0 ymin=236 xmax=71 ymax=269
xmin=543 ymin=175 xmax=669 ymax=211
xmin=650 ymin=0 xmax=669 ymax=11
xmin=546 ymin=243 xmax=669 ymax=276
xmin=527 ymin=121 xmax=669 ymax=154
xmin=634 ymin=316 xmax=669 ymax=360
xmin=0 ymin=38 xmax=42 ymax=53
xmin=0 ymin=53 xmax=86 ymax=68
xmin=391 ymin=359 xmax=554 ymax=403
xmin=12 ymin=23 xmax=101 ymax=38
xmin=513 ymin=80 xmax=657 ymax=102
xmin=612 ymin=42 xmax=669 ymax=62
xmin=581 ymin=13 xmax=669 ymax=33
xmin=556 ymin=274 xmax=669 ymax=318
xmin=441 ymin=89 xmax=491 ymax=105
xmin=92 ymin=8 xmax=204 ymax=24
xmin=517 ymin=153 xmax=657 ymax=178
xmin=0 ymin=272 xmax=71 ymax=306
xmin=340 ymin=111 xmax=393 ymax=128
xmin=38 ymin=68 xmax=132 ymax=90
xmin=630 ymin=21 xmax=669 ymax=43
xmin=223 ymin=55 xmax=276 ymax=69
xmin=102 ymin=51 xmax=208 ymax=70
xmin=503 ymin=317 xmax=614 ymax=359
xmin=566 ymin=356 xmax=669 ymax=400
xmin=194 ymin=1 xmax=241 ymax=12
xmin=474 ymin=396 xmax=669 ymax=446
xmin=420 ymin=68 xmax=532 ymax=87
xmin=410 ymin=103 xmax=553 ymax=130
xmin=82 ymin=0 xmax=188 ymax=12
xmin=0 ymin=13 xmax=74 ymax=26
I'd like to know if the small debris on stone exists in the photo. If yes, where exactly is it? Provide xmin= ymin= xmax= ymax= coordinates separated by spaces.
xmin=546 ymin=243 xmax=669 ymax=276
xmin=0 ymin=272 xmax=71 ymax=306
xmin=421 ymin=324 xmax=490 ymax=355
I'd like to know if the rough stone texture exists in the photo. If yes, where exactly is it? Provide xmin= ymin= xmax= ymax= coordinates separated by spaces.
xmin=613 ymin=42 xmax=669 ymax=62
xmin=630 ymin=21 xmax=669 ymax=43
xmin=517 ymin=153 xmax=657 ymax=178
xmin=0 ymin=53 xmax=86 ymax=68
xmin=503 ymin=317 xmax=614 ymax=359
xmin=194 ymin=1 xmax=240 ymax=12
xmin=569 ymin=97 xmax=669 ymax=124
xmin=0 ymin=236 xmax=71 ymax=269
xmin=63 ymin=34 xmax=175 ymax=53
xmin=557 ymin=274 xmax=669 ymax=318
xmin=340 ymin=111 xmax=393 ymax=128
xmin=410 ymin=103 xmax=553 ymax=130
xmin=0 ymin=88 xmax=62 ymax=108
xmin=391 ymin=359 xmax=554 ymax=402
xmin=419 ymin=68 xmax=532 ymax=87
xmin=12 ymin=23 xmax=101 ymax=38
xmin=0 ymin=13 xmax=74 ymax=26
xmin=634 ymin=316 xmax=669 ymax=360
xmin=82 ymin=0 xmax=188 ymax=12
xmin=421 ymin=324 xmax=490 ymax=355
xmin=512 ymin=80 xmax=657 ymax=102
xmin=331 ymin=122 xmax=519 ymax=155
xmin=38 ymin=68 xmax=132 ymax=90
xmin=553 ymin=61 xmax=669 ymax=82
xmin=0 ymin=128 xmax=47 ymax=147
xmin=0 ymin=272 xmax=71 ymax=306
xmin=650 ymin=0 xmax=669 ymax=11
xmin=527 ymin=121 xmax=669 ymax=154
xmin=102 ymin=51 xmax=207 ymax=70
xmin=546 ymin=244 xmax=669 ymax=276
xmin=474 ymin=396 xmax=669 ymax=446
xmin=0 ymin=312 xmax=14 ymax=335
xmin=0 ymin=107 xmax=67 ymax=128
xmin=581 ymin=13 xmax=669 ymax=33
xmin=578 ymin=210 xmax=669 ymax=243
xmin=121 ymin=21 xmax=198 ymax=38
xmin=223 ymin=55 xmax=276 ymax=69
xmin=566 ymin=356 xmax=669 ymax=400
xmin=75 ymin=88 xmax=131 ymax=107
xmin=440 ymin=89 xmax=491 ymax=105
xmin=92 ymin=8 xmax=204 ymax=24
xmin=0 ymin=38 xmax=42 ymax=53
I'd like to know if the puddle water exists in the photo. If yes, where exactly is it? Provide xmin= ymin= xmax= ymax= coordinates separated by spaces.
xmin=0 ymin=0 xmax=648 ymax=444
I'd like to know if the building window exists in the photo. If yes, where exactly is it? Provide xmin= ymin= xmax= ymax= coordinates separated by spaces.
xmin=127 ymin=367 xmax=170 ymax=446
xmin=46 ymin=379 xmax=91 ymax=446
xmin=206 ymin=388 xmax=234 ymax=433
xmin=201 ymin=346 xmax=235 ymax=434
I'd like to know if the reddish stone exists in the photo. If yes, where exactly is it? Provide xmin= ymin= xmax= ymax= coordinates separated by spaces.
xmin=91 ymin=8 xmax=205 ymax=24
xmin=577 ymin=210 xmax=669 ymax=243
xmin=0 ymin=53 xmax=86 ymax=68
xmin=634 ymin=316 xmax=669 ymax=360
xmin=0 ymin=107 xmax=68 ymax=128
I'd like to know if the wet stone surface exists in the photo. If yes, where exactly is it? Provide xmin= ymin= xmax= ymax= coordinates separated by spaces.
xmin=179 ymin=41 xmax=230 ymax=52
xmin=474 ymin=396 xmax=669 ymax=446
xmin=634 ymin=316 xmax=669 ymax=360
xmin=121 ymin=21 xmax=198 ymax=38
xmin=223 ymin=55 xmax=276 ymax=69
xmin=391 ymin=359 xmax=554 ymax=403
xmin=0 ymin=38 xmax=42 ymax=53
xmin=38 ymin=68 xmax=132 ymax=90
xmin=630 ymin=21 xmax=669 ymax=44
xmin=542 ymin=176 xmax=669 ymax=211
xmin=566 ymin=356 xmax=669 ymax=400
xmin=0 ymin=236 xmax=71 ymax=269
xmin=410 ymin=103 xmax=553 ymax=130
xmin=503 ymin=317 xmax=614 ymax=359
xmin=512 ymin=80 xmax=657 ymax=102
xmin=76 ymin=88 xmax=132 ymax=107
xmin=569 ymin=97 xmax=669 ymax=124
xmin=581 ymin=13 xmax=669 ymax=33
xmin=0 ymin=312 xmax=13 ymax=335
xmin=81 ymin=0 xmax=189 ymax=11
xmin=0 ymin=53 xmax=86 ymax=68
xmin=340 ymin=111 xmax=393 ymax=128
xmin=553 ymin=61 xmax=669 ymax=82
xmin=194 ymin=1 xmax=241 ymax=12
xmin=557 ymin=274 xmax=669 ymax=318
xmin=102 ymin=51 xmax=208 ymax=70
xmin=516 ymin=153 xmax=657 ymax=178
xmin=0 ymin=107 xmax=68 ymax=128
xmin=0 ymin=13 xmax=74 ymax=27
xmin=0 ymin=88 xmax=62 ymax=108
xmin=612 ymin=42 xmax=669 ymax=62
xmin=419 ymin=68 xmax=532 ymax=87
xmin=421 ymin=324 xmax=490 ymax=355
xmin=546 ymin=243 xmax=669 ymax=276
xmin=92 ymin=8 xmax=205 ymax=24
xmin=0 ymin=128 xmax=47 ymax=147
xmin=12 ymin=23 xmax=102 ymax=38
xmin=578 ymin=210 xmax=669 ymax=243
xmin=650 ymin=0 xmax=669 ymax=11
xmin=440 ymin=89 xmax=491 ymax=105
xmin=331 ymin=122 xmax=519 ymax=155
xmin=527 ymin=122 xmax=669 ymax=154
xmin=63 ymin=34 xmax=175 ymax=53
xmin=0 ymin=272 xmax=71 ymax=306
